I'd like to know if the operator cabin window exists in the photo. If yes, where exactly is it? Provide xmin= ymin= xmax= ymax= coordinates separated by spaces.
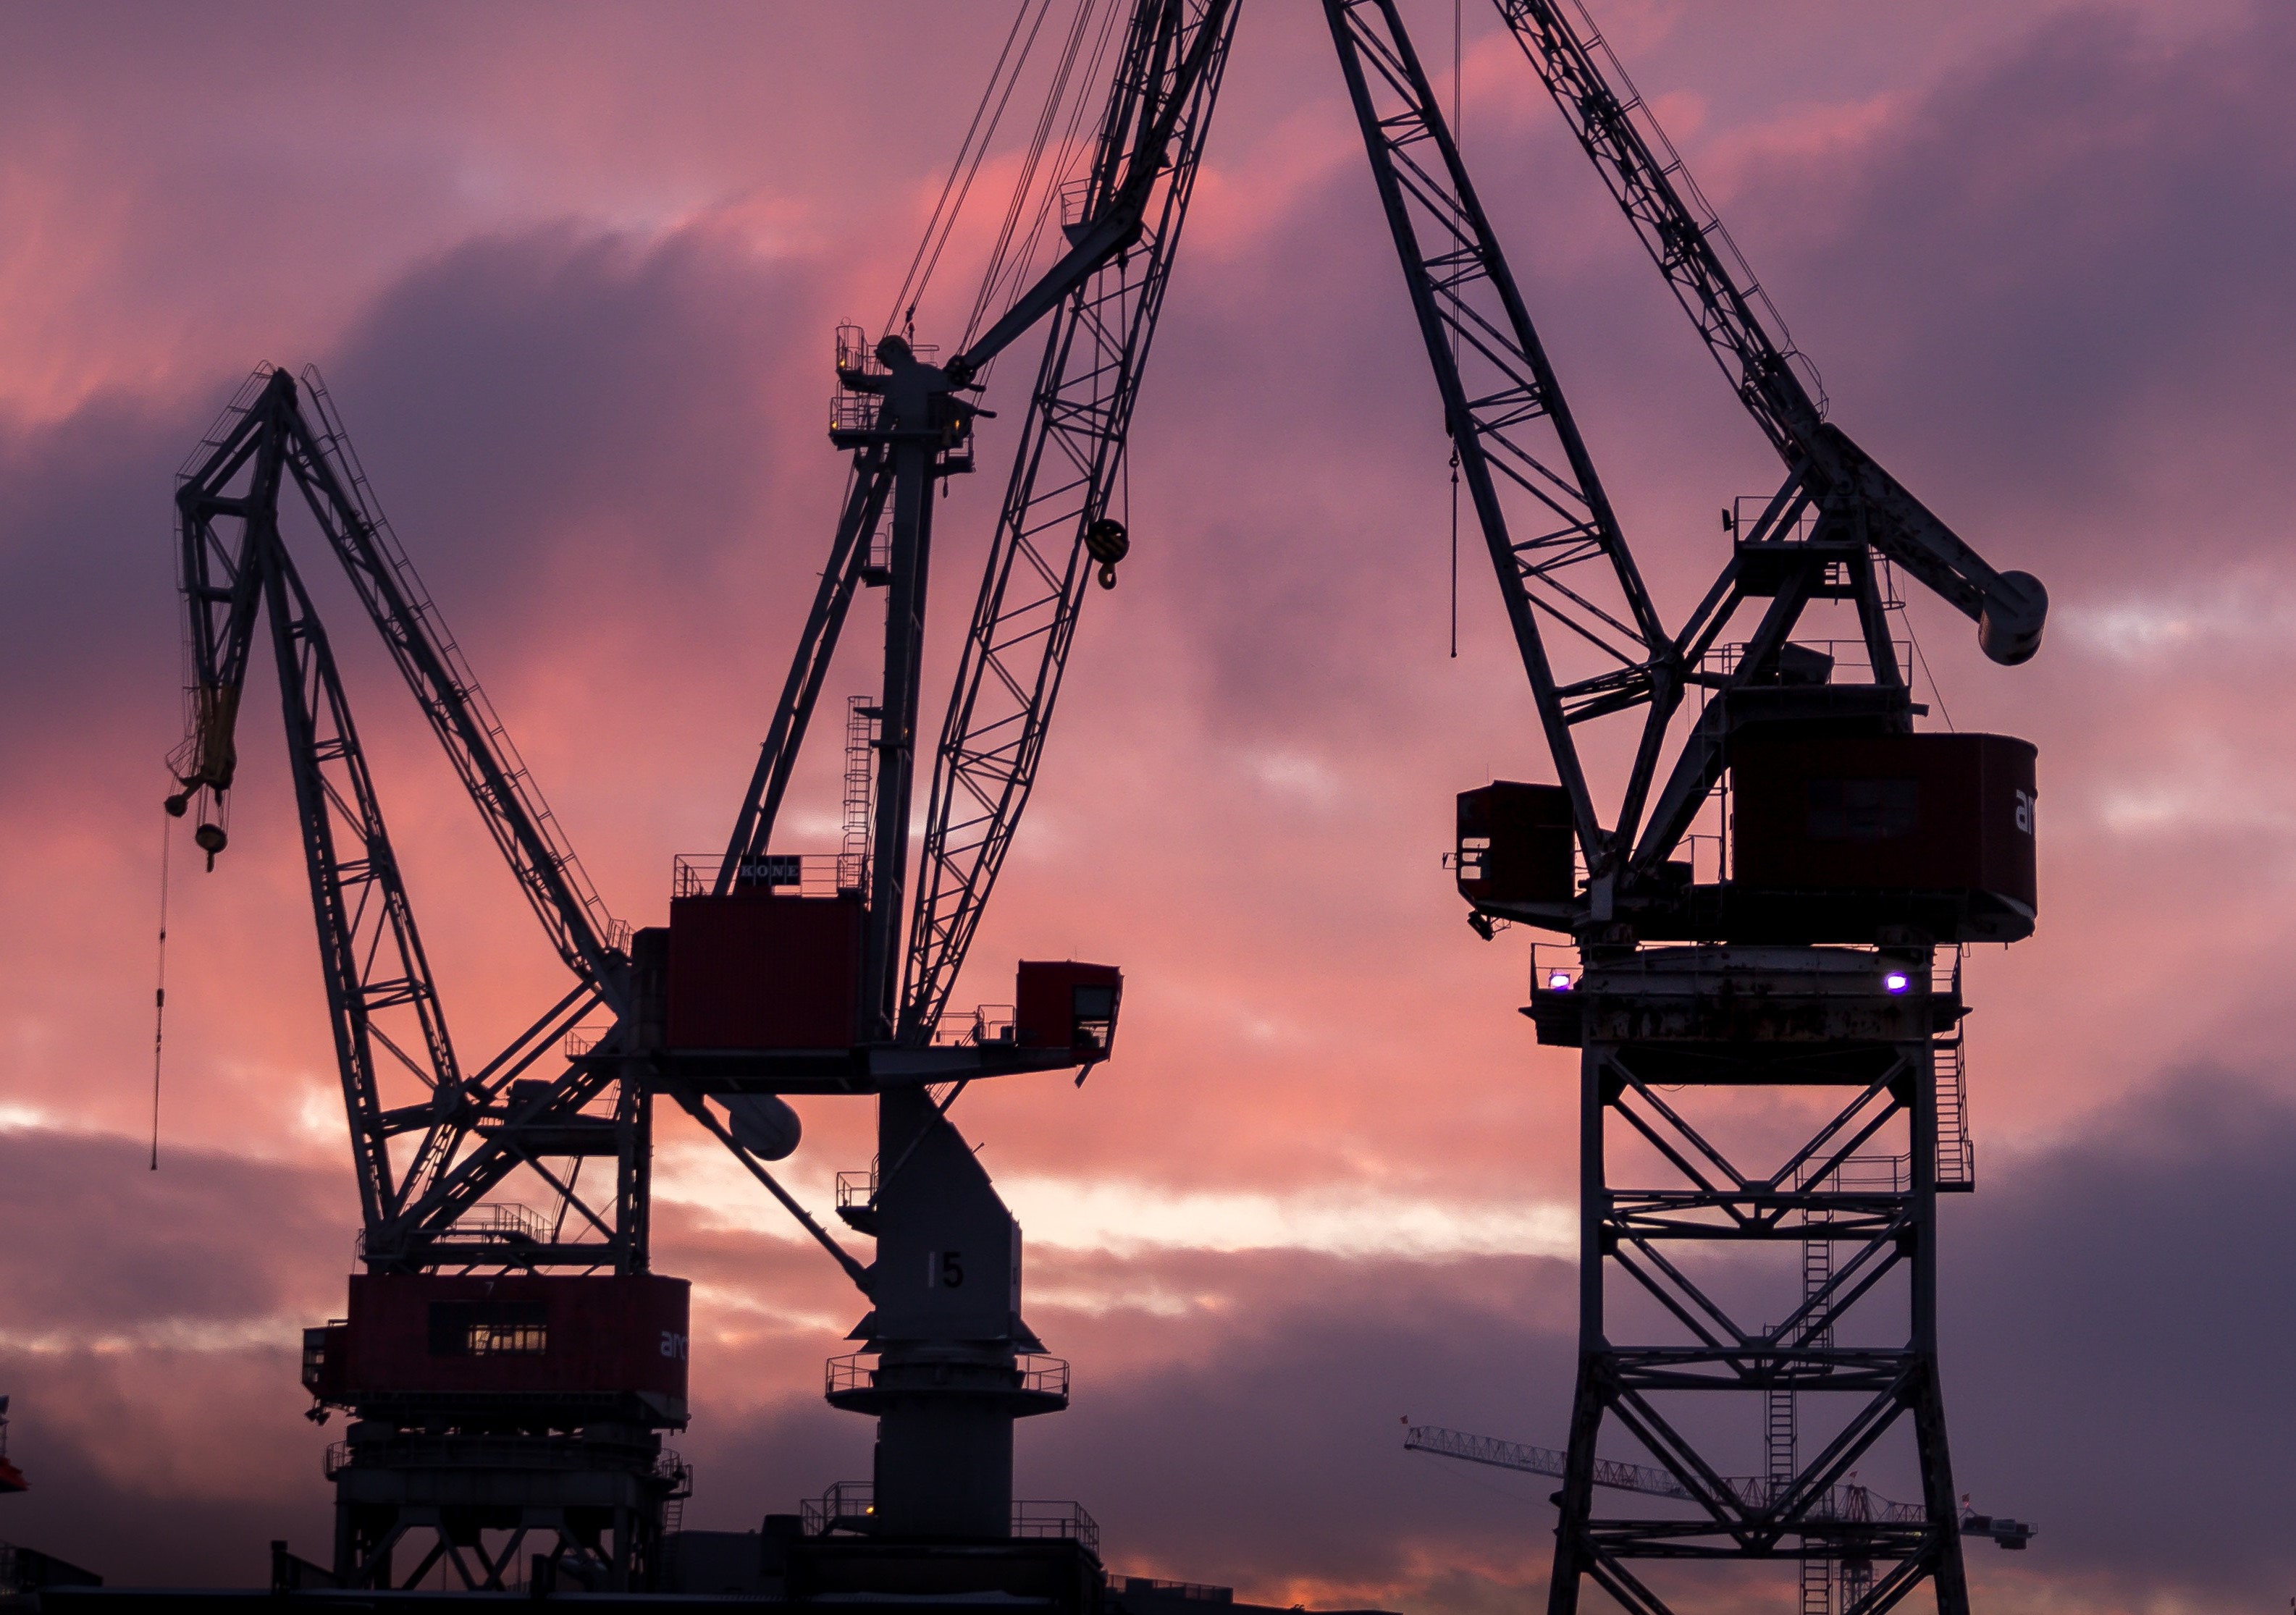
xmin=1807 ymin=778 xmax=1917 ymax=841
xmin=1072 ymin=983 xmax=1118 ymax=1053
xmin=428 ymin=1301 xmax=549 ymax=1357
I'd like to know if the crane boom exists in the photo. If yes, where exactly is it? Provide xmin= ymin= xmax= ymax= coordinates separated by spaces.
xmin=1486 ymin=0 xmax=2046 ymax=667
xmin=172 ymin=366 xmax=643 ymax=1273
xmin=1323 ymin=0 xmax=1674 ymax=873
xmin=1404 ymin=1425 xmax=1930 ymax=1522
xmin=902 ymin=0 xmax=1239 ymax=1040
xmin=718 ymin=0 xmax=1238 ymax=1037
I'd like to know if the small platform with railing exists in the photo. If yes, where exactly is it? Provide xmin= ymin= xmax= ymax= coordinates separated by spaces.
xmin=673 ymin=851 xmax=862 ymax=901
xmin=325 ymin=1435 xmax=687 ymax=1493
xmin=824 ymin=1352 xmax=1070 ymax=1412
xmin=1523 ymin=940 xmax=1961 ymax=1050
xmin=800 ymin=1481 xmax=1098 ymax=1551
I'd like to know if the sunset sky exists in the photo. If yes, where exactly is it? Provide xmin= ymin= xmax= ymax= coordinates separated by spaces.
xmin=2 ymin=1 xmax=2293 ymax=1609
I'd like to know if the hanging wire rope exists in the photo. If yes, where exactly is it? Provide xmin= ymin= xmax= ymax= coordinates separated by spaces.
xmin=960 ymin=0 xmax=1098 ymax=342
xmin=879 ymin=0 xmax=1124 ymax=405
xmin=151 ymin=809 xmax=173 ymax=1170
xmin=1887 ymin=560 xmax=1956 ymax=730
xmin=1450 ymin=449 xmax=1460 ymax=659
xmin=960 ymin=0 xmax=1127 ymax=363
xmin=884 ymin=0 xmax=1064 ymax=339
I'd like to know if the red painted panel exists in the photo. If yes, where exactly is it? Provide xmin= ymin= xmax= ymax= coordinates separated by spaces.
xmin=1015 ymin=961 xmax=1124 ymax=1056
xmin=338 ymin=1273 xmax=689 ymax=1414
xmin=1457 ymin=781 xmax=1575 ymax=905
xmin=668 ymin=893 xmax=861 ymax=1049
xmin=1732 ymin=733 xmax=2037 ymax=911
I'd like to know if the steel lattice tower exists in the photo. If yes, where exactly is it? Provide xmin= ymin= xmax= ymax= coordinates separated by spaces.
xmin=1538 ymin=944 xmax=1975 ymax=1612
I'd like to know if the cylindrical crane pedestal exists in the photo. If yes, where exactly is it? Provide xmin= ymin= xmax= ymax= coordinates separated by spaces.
xmin=825 ymin=1088 xmax=1069 ymax=1540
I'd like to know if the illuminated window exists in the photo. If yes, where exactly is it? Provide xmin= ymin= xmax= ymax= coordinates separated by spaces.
xmin=468 ymin=1318 xmax=547 ymax=1354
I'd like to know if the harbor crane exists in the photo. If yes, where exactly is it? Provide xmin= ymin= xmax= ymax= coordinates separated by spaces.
xmin=167 ymin=0 xmax=1234 ymax=1591
xmin=164 ymin=0 xmax=2033 ymax=1606
xmin=1322 ymin=3 xmax=2045 ymax=1611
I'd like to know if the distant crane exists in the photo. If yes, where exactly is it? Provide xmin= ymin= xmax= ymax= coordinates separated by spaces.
xmin=1403 ymin=1425 xmax=2036 ymax=1546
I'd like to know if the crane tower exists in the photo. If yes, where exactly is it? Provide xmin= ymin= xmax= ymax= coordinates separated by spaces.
xmin=1320 ymin=3 xmax=2045 ymax=1611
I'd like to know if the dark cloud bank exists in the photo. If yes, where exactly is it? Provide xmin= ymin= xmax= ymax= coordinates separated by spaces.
xmin=5 ymin=1070 xmax=2293 ymax=1606
xmin=6 ymin=1 xmax=2296 ymax=1607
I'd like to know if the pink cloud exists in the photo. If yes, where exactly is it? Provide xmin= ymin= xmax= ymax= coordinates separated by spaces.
xmin=3 ymin=1 xmax=2295 ymax=1604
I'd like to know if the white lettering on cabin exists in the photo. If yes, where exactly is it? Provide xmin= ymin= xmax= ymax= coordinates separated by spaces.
xmin=2014 ymin=788 xmax=2035 ymax=835
xmin=660 ymin=1331 xmax=688 ymax=1360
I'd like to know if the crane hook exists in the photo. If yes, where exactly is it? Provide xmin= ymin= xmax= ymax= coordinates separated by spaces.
xmin=1085 ymin=518 xmax=1130 ymax=590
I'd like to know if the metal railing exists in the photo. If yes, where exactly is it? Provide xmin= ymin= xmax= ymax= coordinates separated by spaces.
xmin=1534 ymin=943 xmax=1963 ymax=995
xmin=1016 ymin=1354 xmax=1071 ymax=1397
xmin=799 ymin=1483 xmax=1096 ymax=1550
xmin=673 ymin=851 xmax=856 ymax=900
xmin=360 ymin=1200 xmax=548 ymax=1258
xmin=933 ymin=1003 xmax=1017 ymax=1047
xmin=823 ymin=1353 xmax=1069 ymax=1400
xmin=1012 ymin=1498 xmax=1098 ymax=1550
xmin=1115 ymin=1577 xmax=1232 ymax=1603
xmin=823 ymin=1353 xmax=873 ymax=1397
xmin=802 ymin=1480 xmax=878 ymax=1536
xmin=1727 ymin=493 xmax=1819 ymax=544
xmin=1529 ymin=943 xmax=1583 ymax=995
xmin=1932 ymin=946 xmax=1976 ymax=1189
xmin=1701 ymin=637 xmax=1914 ymax=688
xmin=1934 ymin=1035 xmax=1976 ymax=1189
xmin=829 ymin=325 xmax=938 ymax=436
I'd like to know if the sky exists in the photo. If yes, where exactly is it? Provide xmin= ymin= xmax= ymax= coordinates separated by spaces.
xmin=1 ymin=0 xmax=2292 ymax=1608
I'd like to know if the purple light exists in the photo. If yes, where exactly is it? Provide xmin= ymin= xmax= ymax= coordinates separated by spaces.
xmin=1883 ymin=971 xmax=1911 ymax=995
xmin=1548 ymin=971 xmax=1574 ymax=991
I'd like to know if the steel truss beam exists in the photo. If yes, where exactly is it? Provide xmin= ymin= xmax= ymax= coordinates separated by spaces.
xmin=716 ymin=0 xmax=1240 ymax=1046
xmin=719 ymin=449 xmax=893 ymax=891
xmin=1323 ymin=0 xmax=1670 ymax=872
xmin=172 ymin=366 xmax=643 ymax=1275
xmin=903 ymin=0 xmax=1239 ymax=1040
xmin=1484 ymin=0 xmax=2043 ymax=659
xmin=1550 ymin=957 xmax=1968 ymax=1614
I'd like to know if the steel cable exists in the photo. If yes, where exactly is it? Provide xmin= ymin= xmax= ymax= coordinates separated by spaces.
xmin=150 ymin=808 xmax=172 ymax=1170
xmin=886 ymin=0 xmax=1064 ymax=338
